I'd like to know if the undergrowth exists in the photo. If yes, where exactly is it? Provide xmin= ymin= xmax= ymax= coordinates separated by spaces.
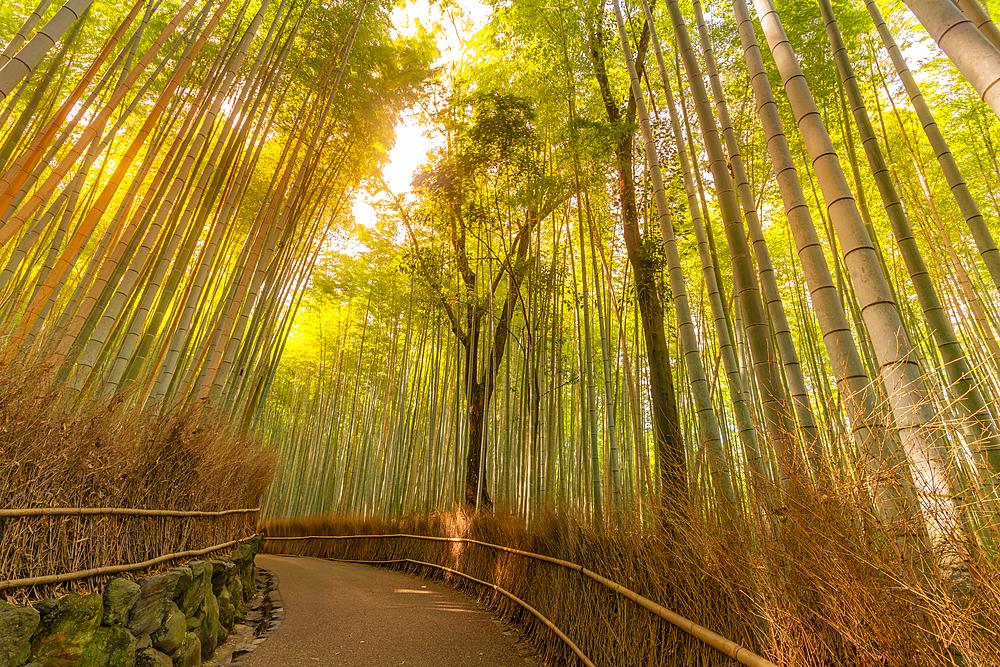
xmin=262 ymin=490 xmax=1000 ymax=666
xmin=0 ymin=360 xmax=275 ymax=603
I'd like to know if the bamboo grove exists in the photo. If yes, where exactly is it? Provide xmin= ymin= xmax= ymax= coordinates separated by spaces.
xmin=259 ymin=0 xmax=1000 ymax=581
xmin=9 ymin=0 xmax=1000 ymax=660
xmin=0 ymin=0 xmax=434 ymax=421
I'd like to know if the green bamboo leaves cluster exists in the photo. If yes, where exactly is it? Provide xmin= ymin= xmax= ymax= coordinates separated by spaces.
xmin=0 ymin=0 xmax=434 ymax=420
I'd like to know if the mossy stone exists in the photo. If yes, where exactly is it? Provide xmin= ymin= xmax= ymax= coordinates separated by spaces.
xmin=240 ymin=571 xmax=254 ymax=608
xmin=192 ymin=587 xmax=219 ymax=659
xmin=30 ymin=593 xmax=103 ymax=667
xmin=228 ymin=545 xmax=253 ymax=569
xmin=0 ymin=601 xmax=39 ymax=667
xmin=128 ymin=572 xmax=181 ymax=638
xmin=135 ymin=649 xmax=171 ymax=667
xmin=217 ymin=587 xmax=234 ymax=635
xmin=226 ymin=579 xmax=245 ymax=621
xmin=171 ymin=568 xmax=193 ymax=604
xmin=103 ymin=579 xmax=140 ymax=626
xmin=151 ymin=603 xmax=185 ymax=655
xmin=207 ymin=560 xmax=234 ymax=596
xmin=78 ymin=625 xmax=136 ymax=667
xmin=177 ymin=563 xmax=211 ymax=618
xmin=228 ymin=534 xmax=262 ymax=570
xmin=170 ymin=633 xmax=200 ymax=667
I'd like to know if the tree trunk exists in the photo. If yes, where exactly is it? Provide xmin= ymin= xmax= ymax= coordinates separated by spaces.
xmin=0 ymin=0 xmax=54 ymax=68
xmin=0 ymin=0 xmax=93 ymax=103
xmin=619 ymin=0 xmax=736 ymax=517
xmin=587 ymin=9 xmax=686 ymax=511
xmin=693 ymin=0 xmax=827 ymax=486
xmin=728 ymin=0 xmax=912 ymax=528
xmin=464 ymin=379 xmax=491 ymax=508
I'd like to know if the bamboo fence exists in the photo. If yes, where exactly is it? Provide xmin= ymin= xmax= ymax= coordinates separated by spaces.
xmin=0 ymin=533 xmax=260 ymax=591
xmin=0 ymin=506 xmax=260 ymax=601
xmin=266 ymin=533 xmax=777 ymax=667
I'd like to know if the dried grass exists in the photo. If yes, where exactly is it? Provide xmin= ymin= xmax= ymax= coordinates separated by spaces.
xmin=262 ymin=487 xmax=1000 ymax=666
xmin=0 ymin=359 xmax=275 ymax=603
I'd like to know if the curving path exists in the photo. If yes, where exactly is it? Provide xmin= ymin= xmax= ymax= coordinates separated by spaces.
xmin=242 ymin=555 xmax=533 ymax=667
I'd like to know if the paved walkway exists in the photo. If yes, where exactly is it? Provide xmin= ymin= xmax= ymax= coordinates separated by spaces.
xmin=242 ymin=555 xmax=531 ymax=667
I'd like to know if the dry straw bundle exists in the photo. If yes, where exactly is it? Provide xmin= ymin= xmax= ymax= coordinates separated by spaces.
xmin=262 ymin=511 xmax=760 ymax=667
xmin=0 ymin=360 xmax=275 ymax=602
xmin=262 ymin=494 xmax=1000 ymax=667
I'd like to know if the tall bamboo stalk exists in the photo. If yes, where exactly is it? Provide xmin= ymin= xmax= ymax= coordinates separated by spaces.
xmin=753 ymin=0 xmax=960 ymax=557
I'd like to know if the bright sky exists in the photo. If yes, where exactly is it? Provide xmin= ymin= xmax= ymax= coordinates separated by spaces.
xmin=347 ymin=0 xmax=492 ymax=245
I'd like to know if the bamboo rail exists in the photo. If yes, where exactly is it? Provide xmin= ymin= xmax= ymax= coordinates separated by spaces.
xmin=337 ymin=556 xmax=596 ymax=667
xmin=0 ymin=507 xmax=260 ymax=517
xmin=0 ymin=533 xmax=261 ymax=591
xmin=266 ymin=533 xmax=779 ymax=667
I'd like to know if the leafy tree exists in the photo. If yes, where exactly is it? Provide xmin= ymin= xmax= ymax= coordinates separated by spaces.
xmin=393 ymin=91 xmax=565 ymax=508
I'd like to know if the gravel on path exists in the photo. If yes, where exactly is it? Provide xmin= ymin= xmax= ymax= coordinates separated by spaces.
xmin=241 ymin=554 xmax=535 ymax=667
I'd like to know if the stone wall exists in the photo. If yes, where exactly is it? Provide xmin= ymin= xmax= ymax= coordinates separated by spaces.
xmin=0 ymin=534 xmax=264 ymax=667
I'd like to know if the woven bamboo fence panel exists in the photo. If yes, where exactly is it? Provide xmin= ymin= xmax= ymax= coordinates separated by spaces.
xmin=0 ymin=507 xmax=258 ymax=601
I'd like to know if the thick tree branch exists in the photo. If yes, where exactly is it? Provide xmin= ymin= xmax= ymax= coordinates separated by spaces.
xmin=380 ymin=178 xmax=468 ymax=347
xmin=486 ymin=209 xmax=538 ymax=401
